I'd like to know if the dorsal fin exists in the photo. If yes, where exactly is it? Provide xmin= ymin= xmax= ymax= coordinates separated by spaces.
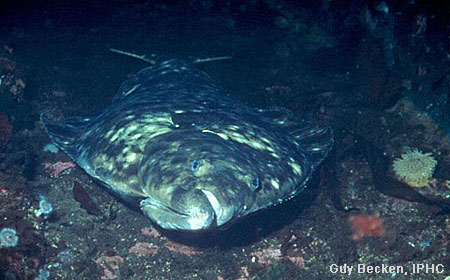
xmin=40 ymin=113 xmax=91 ymax=160
xmin=290 ymin=123 xmax=334 ymax=167
xmin=113 ymin=57 xmax=220 ymax=102
xmin=257 ymin=107 xmax=333 ymax=166
xmin=256 ymin=106 xmax=293 ymax=124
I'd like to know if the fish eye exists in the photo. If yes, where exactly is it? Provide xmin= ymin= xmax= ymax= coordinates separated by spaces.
xmin=251 ymin=176 xmax=260 ymax=191
xmin=191 ymin=159 xmax=200 ymax=172
xmin=191 ymin=159 xmax=210 ymax=177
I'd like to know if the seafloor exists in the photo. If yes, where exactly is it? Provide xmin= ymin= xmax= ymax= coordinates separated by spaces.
xmin=0 ymin=1 xmax=449 ymax=280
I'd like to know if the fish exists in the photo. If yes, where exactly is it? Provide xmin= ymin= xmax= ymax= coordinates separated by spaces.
xmin=41 ymin=57 xmax=333 ymax=231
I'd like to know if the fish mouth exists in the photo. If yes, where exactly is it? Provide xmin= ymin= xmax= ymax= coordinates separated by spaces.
xmin=140 ymin=188 xmax=236 ymax=231
xmin=173 ymin=189 xmax=235 ymax=230
xmin=182 ymin=191 xmax=217 ymax=230
xmin=200 ymin=190 xmax=223 ymax=224
xmin=173 ymin=189 xmax=226 ymax=231
xmin=140 ymin=189 xmax=217 ymax=231
xmin=200 ymin=189 xmax=235 ymax=227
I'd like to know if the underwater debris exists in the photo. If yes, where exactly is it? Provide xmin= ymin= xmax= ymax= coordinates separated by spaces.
xmin=44 ymin=161 xmax=76 ymax=177
xmin=164 ymin=240 xmax=202 ymax=256
xmin=251 ymin=245 xmax=306 ymax=268
xmin=128 ymin=242 xmax=159 ymax=256
xmin=73 ymin=181 xmax=102 ymax=216
xmin=250 ymin=247 xmax=283 ymax=267
xmin=0 ymin=227 xmax=19 ymax=248
xmin=393 ymin=149 xmax=437 ymax=187
xmin=280 ymin=230 xmax=295 ymax=256
xmin=95 ymin=255 xmax=124 ymax=280
xmin=140 ymin=227 xmax=161 ymax=238
xmin=348 ymin=213 xmax=385 ymax=241
xmin=286 ymin=256 xmax=305 ymax=269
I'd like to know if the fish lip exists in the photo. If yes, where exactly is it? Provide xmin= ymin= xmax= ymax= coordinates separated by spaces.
xmin=185 ymin=208 xmax=216 ymax=231
xmin=139 ymin=194 xmax=216 ymax=231
xmin=170 ymin=191 xmax=217 ymax=231
xmin=200 ymin=189 xmax=227 ymax=227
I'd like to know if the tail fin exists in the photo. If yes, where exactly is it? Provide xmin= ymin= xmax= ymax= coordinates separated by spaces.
xmin=41 ymin=113 xmax=91 ymax=159
xmin=291 ymin=124 xmax=334 ymax=167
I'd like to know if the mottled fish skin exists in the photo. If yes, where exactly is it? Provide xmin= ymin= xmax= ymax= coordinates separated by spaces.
xmin=41 ymin=57 xmax=333 ymax=231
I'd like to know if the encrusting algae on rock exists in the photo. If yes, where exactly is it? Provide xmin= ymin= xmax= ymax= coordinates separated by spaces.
xmin=392 ymin=149 xmax=438 ymax=187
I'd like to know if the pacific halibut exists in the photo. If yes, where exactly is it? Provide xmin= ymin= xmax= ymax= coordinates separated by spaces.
xmin=41 ymin=57 xmax=333 ymax=231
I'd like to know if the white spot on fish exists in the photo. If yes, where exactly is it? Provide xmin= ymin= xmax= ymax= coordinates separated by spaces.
xmin=289 ymin=161 xmax=302 ymax=175
xmin=126 ymin=152 xmax=138 ymax=163
xmin=270 ymin=178 xmax=280 ymax=189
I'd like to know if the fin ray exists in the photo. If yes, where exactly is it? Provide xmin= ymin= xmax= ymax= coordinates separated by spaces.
xmin=291 ymin=123 xmax=334 ymax=167
xmin=40 ymin=113 xmax=90 ymax=159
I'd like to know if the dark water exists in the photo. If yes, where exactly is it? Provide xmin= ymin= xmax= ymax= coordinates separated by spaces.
xmin=0 ymin=1 xmax=449 ymax=279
